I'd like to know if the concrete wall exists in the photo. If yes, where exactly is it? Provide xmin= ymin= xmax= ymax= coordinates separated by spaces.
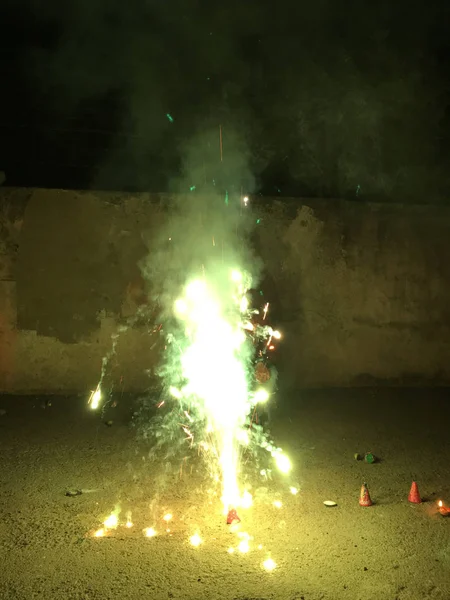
xmin=1 ymin=187 xmax=450 ymax=393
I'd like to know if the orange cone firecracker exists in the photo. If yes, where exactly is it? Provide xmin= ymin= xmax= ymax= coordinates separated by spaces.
xmin=408 ymin=481 xmax=421 ymax=504
xmin=226 ymin=508 xmax=241 ymax=525
xmin=359 ymin=482 xmax=373 ymax=507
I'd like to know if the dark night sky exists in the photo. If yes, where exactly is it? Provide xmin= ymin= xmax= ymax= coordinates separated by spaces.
xmin=0 ymin=0 xmax=449 ymax=201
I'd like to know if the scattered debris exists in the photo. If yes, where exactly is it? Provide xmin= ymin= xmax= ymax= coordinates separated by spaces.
xmin=65 ymin=489 xmax=83 ymax=497
xmin=323 ymin=500 xmax=337 ymax=507
xmin=364 ymin=452 xmax=377 ymax=464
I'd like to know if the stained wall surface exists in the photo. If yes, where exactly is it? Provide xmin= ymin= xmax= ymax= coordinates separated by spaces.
xmin=1 ymin=187 xmax=449 ymax=393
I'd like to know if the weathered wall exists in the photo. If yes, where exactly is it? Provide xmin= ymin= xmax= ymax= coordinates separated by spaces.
xmin=1 ymin=187 xmax=450 ymax=393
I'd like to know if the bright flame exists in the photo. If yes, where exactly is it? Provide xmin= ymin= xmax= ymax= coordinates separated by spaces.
xmin=254 ymin=388 xmax=270 ymax=404
xmin=263 ymin=557 xmax=277 ymax=571
xmin=274 ymin=452 xmax=292 ymax=474
xmin=189 ymin=533 xmax=203 ymax=547
xmin=438 ymin=500 xmax=443 ymax=508
xmin=175 ymin=275 xmax=251 ymax=513
xmin=144 ymin=527 xmax=157 ymax=537
xmin=94 ymin=528 xmax=105 ymax=537
xmin=89 ymin=386 xmax=102 ymax=410
xmin=104 ymin=514 xmax=118 ymax=529
xmin=241 ymin=490 xmax=253 ymax=509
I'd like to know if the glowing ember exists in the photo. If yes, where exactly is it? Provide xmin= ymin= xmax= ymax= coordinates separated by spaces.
xmin=189 ymin=533 xmax=203 ymax=547
xmin=263 ymin=557 xmax=277 ymax=571
xmin=273 ymin=500 xmax=283 ymax=509
xmin=238 ymin=539 xmax=250 ymax=553
xmin=290 ymin=486 xmax=299 ymax=495
xmin=438 ymin=500 xmax=443 ymax=507
xmin=163 ymin=513 xmax=173 ymax=522
xmin=227 ymin=547 xmax=235 ymax=554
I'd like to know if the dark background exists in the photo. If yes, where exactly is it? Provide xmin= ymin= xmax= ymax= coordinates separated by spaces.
xmin=1 ymin=0 xmax=449 ymax=201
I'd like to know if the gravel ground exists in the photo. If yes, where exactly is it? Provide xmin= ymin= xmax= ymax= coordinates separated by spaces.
xmin=0 ymin=388 xmax=449 ymax=600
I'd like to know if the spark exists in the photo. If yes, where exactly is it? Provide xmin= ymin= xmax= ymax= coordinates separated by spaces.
xmin=243 ymin=196 xmax=249 ymax=206
xmin=290 ymin=486 xmax=299 ymax=495
xmin=144 ymin=527 xmax=157 ymax=538
xmin=166 ymin=113 xmax=174 ymax=123
xmin=189 ymin=533 xmax=203 ymax=547
xmin=125 ymin=512 xmax=133 ymax=528
xmin=163 ymin=513 xmax=173 ymax=522
xmin=273 ymin=500 xmax=283 ymax=509
xmin=227 ymin=547 xmax=235 ymax=554
xmin=238 ymin=539 xmax=250 ymax=553
xmin=263 ymin=557 xmax=277 ymax=572
xmin=263 ymin=303 xmax=269 ymax=320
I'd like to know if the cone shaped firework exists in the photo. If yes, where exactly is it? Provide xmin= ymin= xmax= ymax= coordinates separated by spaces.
xmin=359 ymin=482 xmax=373 ymax=507
xmin=408 ymin=481 xmax=421 ymax=504
xmin=226 ymin=508 xmax=241 ymax=525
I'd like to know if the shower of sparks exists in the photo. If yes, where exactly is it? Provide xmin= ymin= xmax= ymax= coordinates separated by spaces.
xmin=164 ymin=267 xmax=292 ymax=517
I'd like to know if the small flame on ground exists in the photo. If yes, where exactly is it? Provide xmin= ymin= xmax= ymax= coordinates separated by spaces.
xmin=94 ymin=528 xmax=105 ymax=537
xmin=263 ymin=557 xmax=277 ymax=571
xmin=438 ymin=500 xmax=443 ymax=507
xmin=189 ymin=533 xmax=203 ymax=547
xmin=238 ymin=539 xmax=250 ymax=553
xmin=104 ymin=514 xmax=118 ymax=529
xmin=144 ymin=527 xmax=157 ymax=537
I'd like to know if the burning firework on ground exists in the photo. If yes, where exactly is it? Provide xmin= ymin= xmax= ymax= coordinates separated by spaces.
xmin=158 ymin=265 xmax=291 ymax=522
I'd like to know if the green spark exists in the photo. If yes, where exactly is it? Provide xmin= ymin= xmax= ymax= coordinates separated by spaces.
xmin=224 ymin=190 xmax=229 ymax=206
xmin=166 ymin=113 xmax=174 ymax=123
xmin=256 ymin=218 xmax=261 ymax=224
xmin=189 ymin=185 xmax=196 ymax=192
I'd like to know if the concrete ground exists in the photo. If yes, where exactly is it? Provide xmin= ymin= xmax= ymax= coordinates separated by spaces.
xmin=0 ymin=388 xmax=449 ymax=600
